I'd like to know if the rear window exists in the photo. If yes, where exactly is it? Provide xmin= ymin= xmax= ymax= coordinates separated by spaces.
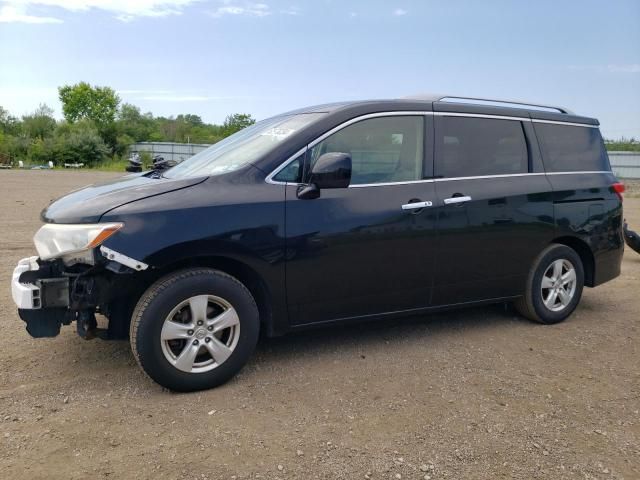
xmin=535 ymin=123 xmax=610 ymax=172
xmin=436 ymin=117 xmax=528 ymax=178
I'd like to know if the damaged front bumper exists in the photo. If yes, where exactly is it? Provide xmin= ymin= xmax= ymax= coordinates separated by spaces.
xmin=11 ymin=248 xmax=149 ymax=338
xmin=12 ymin=256 xmax=72 ymax=337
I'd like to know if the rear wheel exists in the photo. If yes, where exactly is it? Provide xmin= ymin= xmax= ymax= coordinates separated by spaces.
xmin=130 ymin=268 xmax=259 ymax=391
xmin=515 ymin=244 xmax=584 ymax=324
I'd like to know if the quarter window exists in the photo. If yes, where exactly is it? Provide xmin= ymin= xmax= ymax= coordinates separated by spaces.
xmin=273 ymin=153 xmax=304 ymax=183
xmin=436 ymin=117 xmax=528 ymax=178
xmin=535 ymin=123 xmax=609 ymax=172
xmin=308 ymin=116 xmax=425 ymax=185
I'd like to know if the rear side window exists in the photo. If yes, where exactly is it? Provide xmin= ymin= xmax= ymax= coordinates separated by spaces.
xmin=436 ymin=117 xmax=528 ymax=178
xmin=535 ymin=123 xmax=610 ymax=172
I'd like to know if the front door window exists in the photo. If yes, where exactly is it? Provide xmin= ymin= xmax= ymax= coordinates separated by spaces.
xmin=308 ymin=116 xmax=425 ymax=185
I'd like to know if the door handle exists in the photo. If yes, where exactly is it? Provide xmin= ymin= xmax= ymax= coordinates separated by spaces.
xmin=443 ymin=195 xmax=472 ymax=205
xmin=401 ymin=201 xmax=433 ymax=210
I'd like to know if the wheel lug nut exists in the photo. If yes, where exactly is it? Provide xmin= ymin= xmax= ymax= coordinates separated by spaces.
xmin=193 ymin=339 xmax=199 ymax=345
xmin=205 ymin=337 xmax=211 ymax=343
xmin=197 ymin=320 xmax=203 ymax=326
xmin=207 ymin=326 xmax=213 ymax=331
xmin=187 ymin=330 xmax=194 ymax=335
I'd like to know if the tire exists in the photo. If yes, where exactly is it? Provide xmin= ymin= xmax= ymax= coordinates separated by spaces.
xmin=130 ymin=268 xmax=259 ymax=392
xmin=514 ymin=244 xmax=584 ymax=325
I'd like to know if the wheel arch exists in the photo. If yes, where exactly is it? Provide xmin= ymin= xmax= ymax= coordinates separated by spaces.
xmin=106 ymin=254 xmax=279 ymax=338
xmin=154 ymin=255 xmax=274 ymax=331
xmin=550 ymin=236 xmax=595 ymax=287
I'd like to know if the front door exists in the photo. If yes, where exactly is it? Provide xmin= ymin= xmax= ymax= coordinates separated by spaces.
xmin=283 ymin=114 xmax=438 ymax=325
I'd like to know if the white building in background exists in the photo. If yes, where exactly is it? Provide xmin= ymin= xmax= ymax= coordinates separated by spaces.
xmin=609 ymin=152 xmax=640 ymax=179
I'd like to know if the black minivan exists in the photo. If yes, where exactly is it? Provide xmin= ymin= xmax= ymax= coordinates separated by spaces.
xmin=12 ymin=95 xmax=625 ymax=391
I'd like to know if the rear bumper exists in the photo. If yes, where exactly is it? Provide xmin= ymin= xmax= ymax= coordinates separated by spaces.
xmin=593 ymin=246 xmax=624 ymax=287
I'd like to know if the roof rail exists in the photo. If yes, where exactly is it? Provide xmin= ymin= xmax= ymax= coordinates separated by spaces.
xmin=402 ymin=94 xmax=574 ymax=115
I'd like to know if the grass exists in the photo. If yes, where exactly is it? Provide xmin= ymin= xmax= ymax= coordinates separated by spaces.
xmin=89 ymin=157 xmax=128 ymax=172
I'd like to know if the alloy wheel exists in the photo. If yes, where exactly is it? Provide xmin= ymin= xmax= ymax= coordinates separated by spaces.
xmin=160 ymin=295 xmax=240 ymax=373
xmin=541 ymin=259 xmax=577 ymax=312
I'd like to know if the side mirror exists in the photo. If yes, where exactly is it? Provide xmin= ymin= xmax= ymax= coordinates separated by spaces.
xmin=297 ymin=152 xmax=352 ymax=200
xmin=298 ymin=152 xmax=351 ymax=200
xmin=311 ymin=152 xmax=352 ymax=189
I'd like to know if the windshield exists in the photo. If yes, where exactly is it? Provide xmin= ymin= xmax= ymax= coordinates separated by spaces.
xmin=163 ymin=113 xmax=325 ymax=179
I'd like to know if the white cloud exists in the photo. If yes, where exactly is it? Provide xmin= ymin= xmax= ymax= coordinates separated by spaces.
xmin=0 ymin=0 xmax=201 ymax=22
xmin=280 ymin=6 xmax=299 ymax=16
xmin=393 ymin=8 xmax=407 ymax=16
xmin=208 ymin=1 xmax=271 ymax=18
xmin=0 ymin=4 xmax=62 ymax=23
xmin=607 ymin=64 xmax=640 ymax=73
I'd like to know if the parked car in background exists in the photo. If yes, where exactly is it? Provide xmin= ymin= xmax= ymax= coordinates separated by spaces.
xmin=11 ymin=95 xmax=625 ymax=391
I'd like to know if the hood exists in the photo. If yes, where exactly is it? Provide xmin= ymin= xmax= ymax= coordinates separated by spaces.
xmin=41 ymin=173 xmax=207 ymax=224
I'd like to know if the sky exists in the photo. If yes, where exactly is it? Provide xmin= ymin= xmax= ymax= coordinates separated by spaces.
xmin=0 ymin=0 xmax=639 ymax=139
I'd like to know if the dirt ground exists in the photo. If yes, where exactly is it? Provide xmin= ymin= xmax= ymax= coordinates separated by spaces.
xmin=0 ymin=170 xmax=638 ymax=480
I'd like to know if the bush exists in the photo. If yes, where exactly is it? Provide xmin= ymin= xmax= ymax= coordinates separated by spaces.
xmin=115 ymin=133 xmax=134 ymax=157
xmin=27 ymin=138 xmax=54 ymax=164
xmin=52 ymin=122 xmax=109 ymax=166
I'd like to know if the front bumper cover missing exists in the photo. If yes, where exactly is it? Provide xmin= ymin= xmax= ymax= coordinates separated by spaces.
xmin=12 ymin=247 xmax=149 ymax=338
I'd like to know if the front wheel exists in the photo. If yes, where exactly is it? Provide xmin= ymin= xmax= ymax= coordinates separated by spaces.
xmin=130 ymin=269 xmax=259 ymax=391
xmin=515 ymin=244 xmax=584 ymax=324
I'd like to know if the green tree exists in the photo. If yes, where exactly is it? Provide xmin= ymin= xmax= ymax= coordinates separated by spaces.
xmin=0 ymin=106 xmax=20 ymax=135
xmin=0 ymin=100 xmax=261 ymax=167
xmin=115 ymin=133 xmax=135 ymax=156
xmin=22 ymin=103 xmax=56 ymax=140
xmin=117 ymin=103 xmax=154 ymax=141
xmin=177 ymin=113 xmax=204 ymax=127
xmin=0 ymin=134 xmax=29 ymax=161
xmin=222 ymin=113 xmax=255 ymax=136
xmin=58 ymin=82 xmax=120 ymax=131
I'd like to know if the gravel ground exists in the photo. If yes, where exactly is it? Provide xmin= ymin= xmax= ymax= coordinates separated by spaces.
xmin=0 ymin=170 xmax=638 ymax=480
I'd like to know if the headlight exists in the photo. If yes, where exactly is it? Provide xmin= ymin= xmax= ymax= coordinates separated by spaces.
xmin=34 ymin=223 xmax=124 ymax=262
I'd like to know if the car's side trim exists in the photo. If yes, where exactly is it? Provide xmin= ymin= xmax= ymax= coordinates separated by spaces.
xmin=349 ymin=179 xmax=435 ymax=188
xmin=279 ymin=171 xmax=611 ymax=189
xmin=532 ymin=119 xmax=599 ymax=128
xmin=545 ymin=170 xmax=611 ymax=175
xmin=350 ymin=171 xmax=611 ymax=188
xmin=432 ymin=111 xmax=530 ymax=122
xmin=264 ymin=111 xmax=604 ymax=186
xmin=434 ymin=172 xmax=545 ymax=182
xmin=289 ymin=295 xmax=522 ymax=329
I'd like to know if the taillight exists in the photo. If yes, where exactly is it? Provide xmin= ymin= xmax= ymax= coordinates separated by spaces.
xmin=612 ymin=182 xmax=625 ymax=202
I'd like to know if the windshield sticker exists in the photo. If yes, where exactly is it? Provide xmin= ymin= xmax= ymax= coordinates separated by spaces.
xmin=260 ymin=128 xmax=296 ymax=140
